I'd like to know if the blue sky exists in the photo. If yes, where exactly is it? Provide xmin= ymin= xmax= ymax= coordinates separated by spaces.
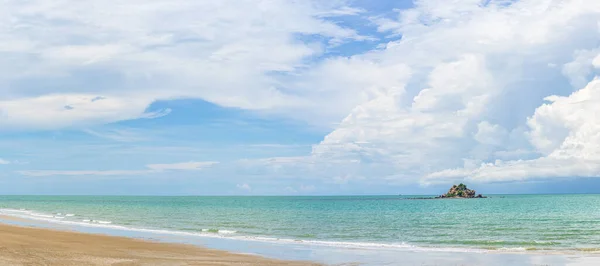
xmin=2 ymin=0 xmax=600 ymax=195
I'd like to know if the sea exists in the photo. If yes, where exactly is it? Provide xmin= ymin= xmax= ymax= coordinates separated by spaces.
xmin=1 ymin=194 xmax=600 ymax=265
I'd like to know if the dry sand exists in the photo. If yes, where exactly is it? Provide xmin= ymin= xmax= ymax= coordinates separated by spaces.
xmin=0 ymin=223 xmax=321 ymax=266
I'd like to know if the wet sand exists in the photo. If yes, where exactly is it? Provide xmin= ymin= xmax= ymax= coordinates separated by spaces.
xmin=0 ymin=223 xmax=320 ymax=266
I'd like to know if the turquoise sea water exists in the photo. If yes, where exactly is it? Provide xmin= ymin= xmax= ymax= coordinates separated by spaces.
xmin=1 ymin=195 xmax=600 ymax=253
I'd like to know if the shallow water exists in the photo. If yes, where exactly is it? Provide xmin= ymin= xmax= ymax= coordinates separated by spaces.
xmin=1 ymin=194 xmax=600 ymax=253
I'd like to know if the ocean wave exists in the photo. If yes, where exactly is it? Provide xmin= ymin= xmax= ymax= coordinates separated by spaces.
xmin=201 ymin=229 xmax=237 ymax=234
xmin=81 ymin=219 xmax=112 ymax=224
xmin=0 ymin=208 xmax=442 ymax=252
xmin=432 ymin=239 xmax=560 ymax=246
xmin=31 ymin=214 xmax=54 ymax=218
xmin=0 ymin=208 xmax=583 ymax=255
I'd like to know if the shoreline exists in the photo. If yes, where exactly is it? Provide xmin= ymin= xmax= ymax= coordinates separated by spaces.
xmin=0 ymin=221 xmax=320 ymax=266
xmin=0 ymin=210 xmax=597 ymax=257
xmin=2 ymin=216 xmax=600 ymax=265
xmin=3 ymin=210 xmax=600 ymax=256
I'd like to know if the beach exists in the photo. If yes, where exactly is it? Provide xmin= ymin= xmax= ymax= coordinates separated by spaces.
xmin=0 ymin=222 xmax=318 ymax=266
xmin=3 ymin=221 xmax=600 ymax=266
xmin=4 ymin=195 xmax=600 ymax=265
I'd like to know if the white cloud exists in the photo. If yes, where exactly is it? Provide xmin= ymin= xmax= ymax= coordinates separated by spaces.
xmin=474 ymin=121 xmax=508 ymax=146
xmin=282 ymin=184 xmax=316 ymax=194
xmin=18 ymin=161 xmax=218 ymax=177
xmin=82 ymin=128 xmax=149 ymax=142
xmin=562 ymin=48 xmax=600 ymax=89
xmin=426 ymin=78 xmax=600 ymax=183
xmin=278 ymin=57 xmax=412 ymax=126
xmin=309 ymin=53 xmax=500 ymax=182
xmin=0 ymin=159 xmax=10 ymax=165
xmin=236 ymin=183 xmax=252 ymax=191
xmin=43 ymin=44 xmax=128 ymax=65
xmin=493 ymin=149 xmax=538 ymax=160
xmin=0 ymin=94 xmax=157 ymax=130
xmin=527 ymin=79 xmax=600 ymax=159
xmin=248 ymin=0 xmax=600 ymax=185
xmin=0 ymin=0 xmax=366 ymax=130
xmin=4 ymin=0 xmax=600 ymax=187
xmin=299 ymin=184 xmax=316 ymax=192
xmin=424 ymin=157 xmax=600 ymax=184
xmin=17 ymin=170 xmax=151 ymax=177
xmin=146 ymin=161 xmax=218 ymax=171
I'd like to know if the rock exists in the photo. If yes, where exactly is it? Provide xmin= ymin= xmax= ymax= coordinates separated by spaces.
xmin=435 ymin=184 xmax=486 ymax=199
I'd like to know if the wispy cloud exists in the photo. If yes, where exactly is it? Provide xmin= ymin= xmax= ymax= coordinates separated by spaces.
xmin=236 ymin=183 xmax=252 ymax=191
xmin=18 ymin=161 xmax=218 ymax=177
xmin=139 ymin=108 xmax=172 ymax=119
xmin=315 ymin=7 xmax=365 ymax=17
xmin=146 ymin=161 xmax=218 ymax=171
xmin=284 ymin=184 xmax=316 ymax=194
xmin=17 ymin=170 xmax=150 ymax=177
xmin=82 ymin=128 xmax=149 ymax=142
xmin=241 ymin=144 xmax=312 ymax=149
xmin=0 ymin=0 xmax=365 ymax=130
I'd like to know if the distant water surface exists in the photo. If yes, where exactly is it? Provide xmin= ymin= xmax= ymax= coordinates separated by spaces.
xmin=1 ymin=195 xmax=600 ymax=252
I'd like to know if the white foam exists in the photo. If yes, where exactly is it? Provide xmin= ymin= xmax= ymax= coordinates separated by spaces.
xmin=498 ymin=247 xmax=527 ymax=252
xmin=31 ymin=214 xmax=54 ymax=218
xmin=0 ymin=208 xmax=472 ymax=252
xmin=2 ymin=209 xmax=30 ymax=214
xmin=0 ymin=207 xmax=529 ymax=255
xmin=65 ymin=214 xmax=75 ymax=217
xmin=200 ymin=229 xmax=236 ymax=234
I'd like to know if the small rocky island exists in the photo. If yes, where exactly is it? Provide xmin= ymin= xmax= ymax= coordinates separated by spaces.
xmin=436 ymin=183 xmax=486 ymax=199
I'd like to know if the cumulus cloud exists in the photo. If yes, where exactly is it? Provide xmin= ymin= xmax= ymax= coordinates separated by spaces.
xmin=245 ymin=0 xmax=600 ymax=185
xmin=426 ymin=78 xmax=600 ymax=183
xmin=474 ymin=121 xmax=508 ymax=147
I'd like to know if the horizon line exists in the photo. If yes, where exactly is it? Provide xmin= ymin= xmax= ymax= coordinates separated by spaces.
xmin=1 ymin=192 xmax=600 ymax=197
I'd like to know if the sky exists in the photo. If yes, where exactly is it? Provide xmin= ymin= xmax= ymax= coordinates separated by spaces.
xmin=2 ymin=0 xmax=600 ymax=195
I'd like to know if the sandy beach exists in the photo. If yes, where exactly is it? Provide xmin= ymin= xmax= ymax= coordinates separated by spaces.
xmin=0 ymin=222 xmax=320 ymax=266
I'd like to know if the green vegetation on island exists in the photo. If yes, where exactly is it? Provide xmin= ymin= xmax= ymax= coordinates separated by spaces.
xmin=436 ymin=184 xmax=486 ymax=198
